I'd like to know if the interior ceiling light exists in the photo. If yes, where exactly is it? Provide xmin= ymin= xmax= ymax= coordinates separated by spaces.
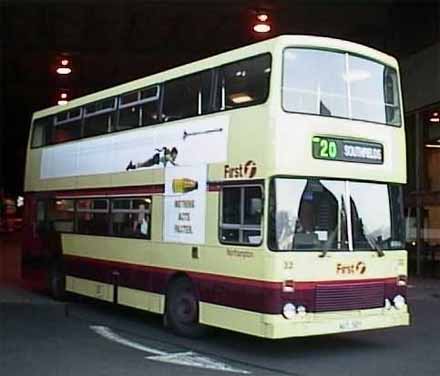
xmin=253 ymin=12 xmax=271 ymax=33
xmin=230 ymin=93 xmax=253 ymax=104
xmin=429 ymin=111 xmax=439 ymax=123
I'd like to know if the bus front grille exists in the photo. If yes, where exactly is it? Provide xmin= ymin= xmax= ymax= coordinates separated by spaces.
xmin=315 ymin=282 xmax=385 ymax=312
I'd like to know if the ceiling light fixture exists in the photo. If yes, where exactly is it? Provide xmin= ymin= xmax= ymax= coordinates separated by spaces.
xmin=253 ymin=12 xmax=271 ymax=33
xmin=57 ymin=90 xmax=69 ymax=105
xmin=56 ymin=56 xmax=72 ymax=75
xmin=429 ymin=112 xmax=439 ymax=123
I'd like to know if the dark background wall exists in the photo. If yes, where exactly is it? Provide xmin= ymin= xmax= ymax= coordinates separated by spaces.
xmin=1 ymin=0 xmax=439 ymax=196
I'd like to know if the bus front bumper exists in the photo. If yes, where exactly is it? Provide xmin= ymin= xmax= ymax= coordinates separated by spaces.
xmin=264 ymin=305 xmax=410 ymax=339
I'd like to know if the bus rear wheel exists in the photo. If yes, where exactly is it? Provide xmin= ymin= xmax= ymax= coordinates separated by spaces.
xmin=165 ymin=277 xmax=207 ymax=338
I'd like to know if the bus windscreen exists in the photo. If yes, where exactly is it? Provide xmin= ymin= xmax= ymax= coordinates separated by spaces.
xmin=282 ymin=48 xmax=401 ymax=126
xmin=269 ymin=178 xmax=405 ymax=251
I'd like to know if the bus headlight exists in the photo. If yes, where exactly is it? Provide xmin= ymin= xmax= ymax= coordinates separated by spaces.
xmin=296 ymin=305 xmax=307 ymax=316
xmin=393 ymin=295 xmax=406 ymax=310
xmin=282 ymin=303 xmax=296 ymax=319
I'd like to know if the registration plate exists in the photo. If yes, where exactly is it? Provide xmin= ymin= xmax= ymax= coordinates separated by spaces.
xmin=339 ymin=319 xmax=362 ymax=330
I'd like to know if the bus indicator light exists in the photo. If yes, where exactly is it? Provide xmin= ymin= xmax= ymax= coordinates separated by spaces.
xmin=296 ymin=305 xmax=307 ymax=316
xmin=385 ymin=299 xmax=392 ymax=310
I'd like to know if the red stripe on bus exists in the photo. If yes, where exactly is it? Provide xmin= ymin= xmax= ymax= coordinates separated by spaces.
xmin=63 ymin=255 xmax=405 ymax=315
xmin=26 ymin=181 xmax=256 ymax=198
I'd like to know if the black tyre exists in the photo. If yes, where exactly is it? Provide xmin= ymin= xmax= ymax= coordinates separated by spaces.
xmin=165 ymin=277 xmax=207 ymax=338
xmin=48 ymin=260 xmax=66 ymax=301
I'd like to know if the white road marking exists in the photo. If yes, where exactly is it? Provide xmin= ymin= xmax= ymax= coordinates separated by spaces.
xmin=90 ymin=325 xmax=166 ymax=355
xmin=147 ymin=352 xmax=250 ymax=373
xmin=90 ymin=325 xmax=250 ymax=374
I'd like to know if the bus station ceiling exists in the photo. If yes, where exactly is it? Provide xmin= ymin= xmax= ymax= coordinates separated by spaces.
xmin=0 ymin=0 xmax=439 ymax=194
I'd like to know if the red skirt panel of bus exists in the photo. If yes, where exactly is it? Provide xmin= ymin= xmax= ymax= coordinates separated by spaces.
xmin=64 ymin=255 xmax=406 ymax=315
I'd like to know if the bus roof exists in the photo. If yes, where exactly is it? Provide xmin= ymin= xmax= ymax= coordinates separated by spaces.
xmin=33 ymin=35 xmax=399 ymax=119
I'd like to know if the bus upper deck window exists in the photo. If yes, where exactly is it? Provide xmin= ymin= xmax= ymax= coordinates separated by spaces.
xmin=31 ymin=116 xmax=53 ymax=147
xmin=52 ymin=108 xmax=82 ymax=144
xmin=162 ymin=71 xmax=211 ymax=122
xmin=216 ymin=54 xmax=271 ymax=111
xmin=118 ymin=87 xmax=160 ymax=130
xmin=84 ymin=98 xmax=117 ymax=137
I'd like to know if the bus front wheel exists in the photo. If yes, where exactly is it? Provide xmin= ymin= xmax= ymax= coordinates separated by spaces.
xmin=165 ymin=277 xmax=207 ymax=338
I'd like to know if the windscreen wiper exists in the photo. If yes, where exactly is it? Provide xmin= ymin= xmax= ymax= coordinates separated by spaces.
xmin=319 ymin=230 xmax=337 ymax=258
xmin=318 ymin=246 xmax=329 ymax=258
xmin=367 ymin=235 xmax=385 ymax=257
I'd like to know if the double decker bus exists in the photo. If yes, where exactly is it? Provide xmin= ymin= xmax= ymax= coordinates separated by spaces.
xmin=24 ymin=35 xmax=409 ymax=338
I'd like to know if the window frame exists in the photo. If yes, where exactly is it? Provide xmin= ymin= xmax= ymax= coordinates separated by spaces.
xmin=119 ymin=85 xmax=160 ymax=109
xmin=83 ymin=97 xmax=117 ymax=137
xmin=29 ymin=53 xmax=272 ymax=149
xmin=47 ymin=198 xmax=76 ymax=233
xmin=161 ymin=69 xmax=216 ymax=122
xmin=44 ymin=196 xmax=153 ymax=240
xmin=54 ymin=108 xmax=83 ymax=125
xmin=31 ymin=116 xmax=53 ymax=148
xmin=110 ymin=197 xmax=152 ymax=239
xmin=84 ymin=97 xmax=117 ymax=118
xmin=117 ymin=85 xmax=161 ymax=130
xmin=219 ymin=183 xmax=264 ymax=247
xmin=281 ymin=47 xmax=403 ymax=128
xmin=51 ymin=107 xmax=84 ymax=144
xmin=213 ymin=53 xmax=272 ymax=112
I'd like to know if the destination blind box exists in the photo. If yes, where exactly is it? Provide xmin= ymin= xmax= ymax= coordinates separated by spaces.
xmin=312 ymin=136 xmax=384 ymax=164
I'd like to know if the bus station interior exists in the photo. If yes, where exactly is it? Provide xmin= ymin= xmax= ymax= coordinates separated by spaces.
xmin=1 ymin=1 xmax=440 ymax=277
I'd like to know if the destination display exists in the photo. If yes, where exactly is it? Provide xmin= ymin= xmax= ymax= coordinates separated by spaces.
xmin=312 ymin=136 xmax=384 ymax=164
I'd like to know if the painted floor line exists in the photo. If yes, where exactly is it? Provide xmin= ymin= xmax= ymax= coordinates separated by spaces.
xmin=90 ymin=325 xmax=250 ymax=374
xmin=147 ymin=352 xmax=250 ymax=374
xmin=90 ymin=325 xmax=166 ymax=356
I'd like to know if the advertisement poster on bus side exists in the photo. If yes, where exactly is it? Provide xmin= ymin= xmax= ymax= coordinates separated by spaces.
xmin=40 ymin=115 xmax=229 ymax=179
xmin=163 ymin=165 xmax=207 ymax=244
